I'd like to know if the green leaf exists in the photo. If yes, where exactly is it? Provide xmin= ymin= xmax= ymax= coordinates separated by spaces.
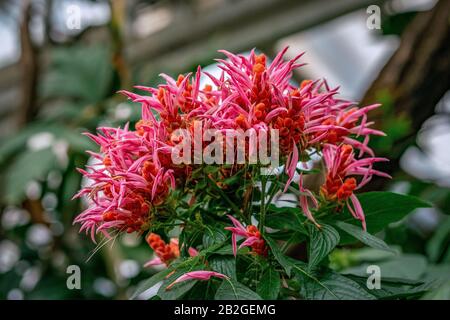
xmin=203 ymin=165 xmax=220 ymax=174
xmin=266 ymin=205 xmax=307 ymax=233
xmin=342 ymin=254 xmax=428 ymax=281
xmin=0 ymin=124 xmax=94 ymax=169
xmin=426 ymin=216 xmax=450 ymax=262
xmin=41 ymin=45 xmax=113 ymax=103
xmin=298 ymin=269 xmax=376 ymax=300
xmin=341 ymin=192 xmax=431 ymax=237
xmin=308 ymin=224 xmax=340 ymax=270
xmin=382 ymin=281 xmax=437 ymax=299
xmin=265 ymin=236 xmax=292 ymax=276
xmin=257 ymin=266 xmax=280 ymax=300
xmin=213 ymin=244 xmax=234 ymax=255
xmin=183 ymin=281 xmax=220 ymax=300
xmin=3 ymin=148 xmax=58 ymax=204
xmin=209 ymin=255 xmax=236 ymax=279
xmin=0 ymin=124 xmax=47 ymax=167
xmin=423 ymin=264 xmax=450 ymax=282
xmin=215 ymin=279 xmax=262 ymax=300
xmin=130 ymin=269 xmax=172 ymax=300
xmin=285 ymin=257 xmax=375 ymax=300
xmin=345 ymin=274 xmax=432 ymax=300
xmin=203 ymin=224 xmax=227 ymax=249
xmin=335 ymin=221 xmax=395 ymax=253
xmin=422 ymin=280 xmax=450 ymax=300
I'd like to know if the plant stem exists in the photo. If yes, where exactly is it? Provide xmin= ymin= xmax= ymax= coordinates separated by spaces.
xmin=260 ymin=173 xmax=267 ymax=233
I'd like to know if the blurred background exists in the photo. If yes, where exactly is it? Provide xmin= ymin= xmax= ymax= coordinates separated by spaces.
xmin=0 ymin=0 xmax=449 ymax=300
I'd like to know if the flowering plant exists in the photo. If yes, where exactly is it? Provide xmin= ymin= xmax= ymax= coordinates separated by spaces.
xmin=74 ymin=49 xmax=430 ymax=300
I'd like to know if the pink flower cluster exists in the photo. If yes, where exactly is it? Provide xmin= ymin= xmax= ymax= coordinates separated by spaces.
xmin=74 ymin=48 xmax=389 ymax=241
xmin=225 ymin=215 xmax=268 ymax=257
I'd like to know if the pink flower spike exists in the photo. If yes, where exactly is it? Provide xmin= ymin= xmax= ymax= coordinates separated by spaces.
xmin=166 ymin=271 xmax=228 ymax=290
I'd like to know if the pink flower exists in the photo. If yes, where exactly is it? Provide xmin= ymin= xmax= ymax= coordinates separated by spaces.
xmin=224 ymin=215 xmax=268 ymax=257
xmin=166 ymin=271 xmax=228 ymax=290
xmin=297 ymin=174 xmax=321 ymax=228
xmin=320 ymin=144 xmax=391 ymax=230
xmin=73 ymin=126 xmax=175 ymax=241
xmin=204 ymin=48 xmax=386 ymax=194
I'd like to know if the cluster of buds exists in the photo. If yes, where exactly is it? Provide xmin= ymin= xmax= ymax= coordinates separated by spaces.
xmin=145 ymin=233 xmax=180 ymax=266
xmin=144 ymin=233 xmax=198 ymax=267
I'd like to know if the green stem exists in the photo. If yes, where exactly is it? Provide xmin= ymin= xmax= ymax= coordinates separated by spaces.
xmin=260 ymin=173 xmax=267 ymax=233
xmin=266 ymin=178 xmax=279 ymax=206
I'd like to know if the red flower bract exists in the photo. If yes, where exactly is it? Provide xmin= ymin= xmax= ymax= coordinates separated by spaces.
xmin=72 ymin=125 xmax=175 ymax=241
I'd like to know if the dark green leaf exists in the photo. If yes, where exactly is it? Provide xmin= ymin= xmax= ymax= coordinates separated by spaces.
xmin=215 ymin=279 xmax=262 ymax=300
xmin=335 ymin=221 xmax=395 ymax=253
xmin=422 ymin=280 xmax=450 ymax=300
xmin=209 ymin=255 xmax=236 ymax=279
xmin=341 ymin=192 xmax=431 ymax=237
xmin=342 ymin=254 xmax=428 ymax=281
xmin=213 ymin=244 xmax=234 ymax=255
xmin=41 ymin=45 xmax=113 ymax=103
xmin=257 ymin=266 xmax=280 ymax=300
xmin=203 ymin=226 xmax=227 ymax=249
xmin=344 ymin=274 xmax=431 ymax=300
xmin=308 ymin=224 xmax=340 ymax=270
xmin=266 ymin=205 xmax=307 ymax=233
xmin=426 ymin=217 xmax=450 ymax=262
xmin=265 ymin=236 xmax=292 ymax=276
xmin=298 ymin=270 xmax=376 ymax=300
xmin=130 ymin=269 xmax=172 ymax=300
xmin=285 ymin=258 xmax=375 ymax=300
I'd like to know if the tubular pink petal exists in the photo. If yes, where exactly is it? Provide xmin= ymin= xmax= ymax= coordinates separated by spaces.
xmin=349 ymin=194 xmax=366 ymax=231
xmin=264 ymin=107 xmax=288 ymax=122
xmin=300 ymin=195 xmax=321 ymax=228
xmin=144 ymin=257 xmax=164 ymax=267
xmin=284 ymin=142 xmax=299 ymax=192
xmin=166 ymin=271 xmax=228 ymax=290
xmin=239 ymin=236 xmax=260 ymax=249
xmin=226 ymin=215 xmax=246 ymax=232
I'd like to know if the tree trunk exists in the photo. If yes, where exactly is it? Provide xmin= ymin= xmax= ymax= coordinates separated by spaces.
xmin=18 ymin=0 xmax=39 ymax=126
